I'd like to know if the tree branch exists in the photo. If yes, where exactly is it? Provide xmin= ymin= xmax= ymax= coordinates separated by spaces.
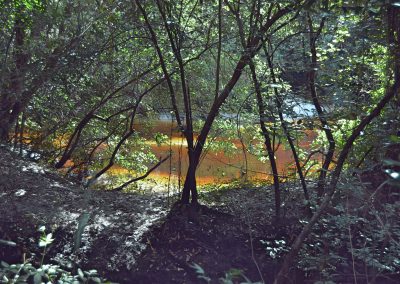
xmin=112 ymin=155 xmax=171 ymax=191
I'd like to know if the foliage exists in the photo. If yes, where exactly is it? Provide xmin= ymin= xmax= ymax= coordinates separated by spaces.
xmin=1 ymin=0 xmax=400 ymax=281
xmin=1 ymin=0 xmax=396 ymax=194
xmin=0 ymin=226 xmax=108 ymax=284
xmin=259 ymin=176 xmax=400 ymax=282
xmin=190 ymin=263 xmax=211 ymax=283
xmin=298 ymin=190 xmax=400 ymax=280
xmin=190 ymin=263 xmax=262 ymax=284
xmin=0 ymin=262 xmax=106 ymax=284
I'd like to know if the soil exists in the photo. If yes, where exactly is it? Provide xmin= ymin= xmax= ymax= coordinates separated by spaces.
xmin=125 ymin=187 xmax=309 ymax=284
xmin=0 ymin=145 xmax=306 ymax=283
xmin=0 ymin=145 xmax=168 ymax=271
xmin=2 ymin=145 xmax=400 ymax=284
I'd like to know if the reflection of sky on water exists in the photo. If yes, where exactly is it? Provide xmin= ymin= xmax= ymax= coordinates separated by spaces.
xmin=133 ymin=102 xmax=320 ymax=186
xmin=283 ymin=99 xmax=317 ymax=120
xmin=158 ymin=99 xmax=319 ymax=123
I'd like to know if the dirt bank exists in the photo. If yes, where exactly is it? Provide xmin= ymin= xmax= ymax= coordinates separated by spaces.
xmin=0 ymin=146 xmax=168 ymax=279
xmin=0 ymin=145 xmax=305 ymax=283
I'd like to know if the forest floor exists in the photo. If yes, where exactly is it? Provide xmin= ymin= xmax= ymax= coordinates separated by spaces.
xmin=0 ymin=147 xmax=306 ymax=283
xmin=0 ymin=145 xmax=328 ymax=283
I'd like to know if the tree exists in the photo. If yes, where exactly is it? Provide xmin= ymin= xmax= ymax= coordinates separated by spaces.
xmin=274 ymin=1 xmax=400 ymax=282
xmin=137 ymin=0 xmax=310 ymax=206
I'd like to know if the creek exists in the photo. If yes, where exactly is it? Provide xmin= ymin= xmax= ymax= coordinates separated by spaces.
xmin=121 ymin=117 xmax=316 ymax=186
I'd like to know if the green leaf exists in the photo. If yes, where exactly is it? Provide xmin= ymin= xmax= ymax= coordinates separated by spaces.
xmin=39 ymin=233 xmax=54 ymax=247
xmin=190 ymin=262 xmax=205 ymax=275
xmin=383 ymin=159 xmax=400 ymax=167
xmin=74 ymin=212 xmax=91 ymax=252
xmin=226 ymin=268 xmax=243 ymax=278
xmin=0 ymin=239 xmax=17 ymax=247
xmin=389 ymin=135 xmax=400 ymax=143
xmin=90 ymin=277 xmax=102 ymax=283
xmin=78 ymin=268 xmax=84 ymax=278
xmin=0 ymin=261 xmax=10 ymax=268
xmin=190 ymin=263 xmax=211 ymax=283
xmin=33 ymin=272 xmax=43 ymax=284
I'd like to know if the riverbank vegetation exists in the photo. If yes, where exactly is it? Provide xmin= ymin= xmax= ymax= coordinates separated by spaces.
xmin=1 ymin=0 xmax=399 ymax=283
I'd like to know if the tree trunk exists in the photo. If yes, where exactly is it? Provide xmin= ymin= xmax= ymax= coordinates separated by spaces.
xmin=138 ymin=0 xmax=293 ymax=205
xmin=249 ymin=60 xmax=281 ymax=219
xmin=0 ymin=17 xmax=28 ymax=142
xmin=263 ymin=46 xmax=311 ymax=212
xmin=307 ymin=15 xmax=335 ymax=197
xmin=181 ymin=150 xmax=199 ymax=204
xmin=55 ymin=111 xmax=95 ymax=168
xmin=0 ymin=100 xmax=21 ymax=142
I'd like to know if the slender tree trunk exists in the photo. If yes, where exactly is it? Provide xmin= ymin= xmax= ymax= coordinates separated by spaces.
xmin=387 ymin=1 xmax=400 ymax=89
xmin=19 ymin=112 xmax=26 ymax=156
xmin=0 ymin=17 xmax=28 ymax=142
xmin=236 ymin=111 xmax=248 ymax=181
xmin=154 ymin=0 xmax=199 ymax=204
xmin=55 ymin=111 xmax=95 ymax=168
xmin=249 ymin=60 xmax=281 ymax=219
xmin=181 ymin=151 xmax=199 ymax=204
xmin=185 ymin=5 xmax=293 ymax=204
xmin=307 ymin=15 xmax=335 ymax=197
xmin=0 ymin=99 xmax=21 ymax=142
xmin=215 ymin=0 xmax=222 ymax=101
xmin=225 ymin=1 xmax=299 ymax=218
xmin=263 ymin=46 xmax=311 ymax=213
xmin=13 ymin=113 xmax=20 ymax=150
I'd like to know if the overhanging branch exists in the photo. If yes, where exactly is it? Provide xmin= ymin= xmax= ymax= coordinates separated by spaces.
xmin=112 ymin=155 xmax=171 ymax=191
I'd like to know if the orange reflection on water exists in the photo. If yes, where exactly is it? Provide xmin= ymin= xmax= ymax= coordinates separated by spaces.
xmin=18 ymin=120 xmax=319 ymax=186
